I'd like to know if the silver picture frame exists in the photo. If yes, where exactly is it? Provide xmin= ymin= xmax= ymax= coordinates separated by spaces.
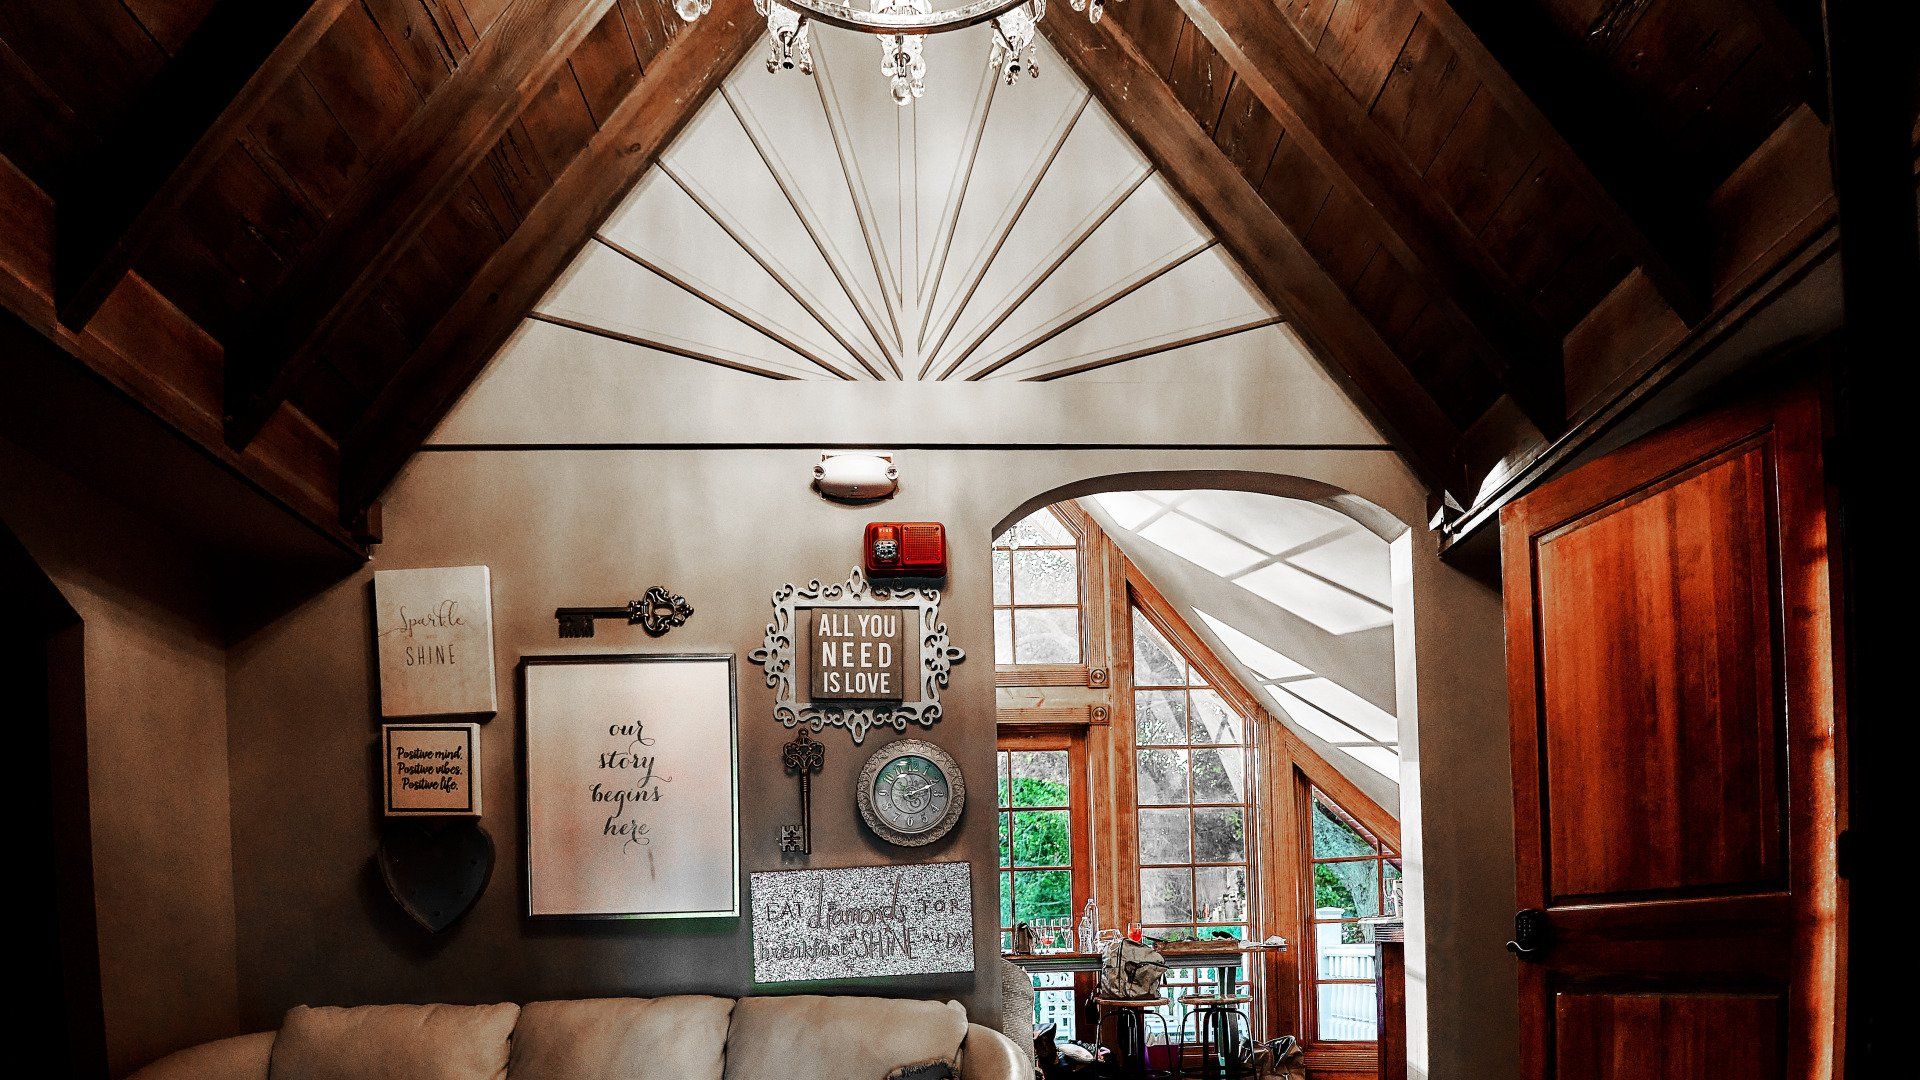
xmin=749 ymin=568 xmax=964 ymax=744
xmin=519 ymin=653 xmax=740 ymax=920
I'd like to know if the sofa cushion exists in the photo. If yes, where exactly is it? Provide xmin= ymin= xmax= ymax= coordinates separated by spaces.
xmin=508 ymin=997 xmax=734 ymax=1080
xmin=723 ymin=996 xmax=968 ymax=1080
xmin=268 ymin=1003 xmax=519 ymax=1080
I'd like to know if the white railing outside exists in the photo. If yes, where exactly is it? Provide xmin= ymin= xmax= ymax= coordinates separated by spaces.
xmin=1032 ymin=971 xmax=1077 ymax=1042
xmin=1315 ymin=911 xmax=1378 ymax=1041
xmin=1318 ymin=979 xmax=1378 ymax=1041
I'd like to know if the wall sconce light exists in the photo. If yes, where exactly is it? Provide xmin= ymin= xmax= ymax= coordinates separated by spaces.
xmin=814 ymin=452 xmax=898 ymax=502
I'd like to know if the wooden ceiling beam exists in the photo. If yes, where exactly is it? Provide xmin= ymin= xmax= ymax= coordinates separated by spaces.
xmin=1441 ymin=0 xmax=1709 ymax=320
xmin=3 ymin=159 xmax=357 ymax=558
xmin=340 ymin=0 xmax=766 ymax=512
xmin=52 ymin=0 xmax=352 ymax=330
xmin=1038 ymin=11 xmax=1461 ymax=496
xmin=222 ymin=0 xmax=619 ymax=450
xmin=1176 ymin=0 xmax=1568 ymax=437
xmin=1733 ymin=0 xmax=1828 ymax=115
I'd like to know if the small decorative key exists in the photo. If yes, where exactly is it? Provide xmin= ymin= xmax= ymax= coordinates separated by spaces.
xmin=555 ymin=586 xmax=693 ymax=638
xmin=780 ymin=729 xmax=826 ymax=854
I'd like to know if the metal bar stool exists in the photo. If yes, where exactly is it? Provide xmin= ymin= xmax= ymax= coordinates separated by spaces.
xmin=1095 ymin=997 xmax=1175 ymax=1080
xmin=1179 ymin=979 xmax=1254 ymax=1079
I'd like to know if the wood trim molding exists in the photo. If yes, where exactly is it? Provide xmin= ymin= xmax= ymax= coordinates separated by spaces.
xmin=1 ymin=159 xmax=358 ymax=556
xmin=1302 ymin=1042 xmax=1382 ymax=1073
xmin=995 ymin=664 xmax=1095 ymax=688
xmin=997 ymin=705 xmax=1098 ymax=728
xmin=1125 ymin=566 xmax=1271 ymax=726
xmin=54 ymin=0 xmax=360 ymax=329
xmin=1285 ymin=735 xmax=1399 ymax=855
xmin=995 ymin=499 xmax=1112 ymax=685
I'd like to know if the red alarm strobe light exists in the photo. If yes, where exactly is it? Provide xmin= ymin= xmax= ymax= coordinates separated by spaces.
xmin=864 ymin=522 xmax=947 ymax=579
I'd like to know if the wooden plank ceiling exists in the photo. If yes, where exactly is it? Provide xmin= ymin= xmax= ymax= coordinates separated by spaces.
xmin=0 ymin=0 xmax=1862 ymax=556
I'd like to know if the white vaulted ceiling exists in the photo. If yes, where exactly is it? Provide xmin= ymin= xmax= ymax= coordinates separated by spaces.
xmin=531 ymin=27 xmax=1279 ymax=382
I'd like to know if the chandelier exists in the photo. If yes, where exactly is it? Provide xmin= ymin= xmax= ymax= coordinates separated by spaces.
xmin=671 ymin=0 xmax=1112 ymax=105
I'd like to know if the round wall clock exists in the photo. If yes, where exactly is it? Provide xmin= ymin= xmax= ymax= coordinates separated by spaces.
xmin=857 ymin=739 xmax=966 ymax=847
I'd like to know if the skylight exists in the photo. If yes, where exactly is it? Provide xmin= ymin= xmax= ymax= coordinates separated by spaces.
xmin=1093 ymin=490 xmax=1164 ymax=531
xmin=1194 ymin=605 xmax=1400 ymax=781
xmin=1175 ymin=490 xmax=1348 ymax=556
xmin=1235 ymin=562 xmax=1393 ymax=635
xmin=1085 ymin=491 xmax=1402 ymax=787
xmin=1138 ymin=513 xmax=1266 ymax=576
xmin=1098 ymin=489 xmax=1393 ymax=636
xmin=1283 ymin=678 xmax=1397 ymax=743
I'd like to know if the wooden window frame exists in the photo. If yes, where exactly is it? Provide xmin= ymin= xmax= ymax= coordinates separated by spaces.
xmin=997 ymin=726 xmax=1097 ymax=1042
xmin=1296 ymin=779 xmax=1400 ymax=1048
xmin=1129 ymin=603 xmax=1259 ymax=939
xmin=994 ymin=501 xmax=1111 ymax=689
xmin=1124 ymin=588 xmax=1265 ymax=1034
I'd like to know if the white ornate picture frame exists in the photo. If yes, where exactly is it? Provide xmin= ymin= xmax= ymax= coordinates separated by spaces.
xmin=750 ymin=568 xmax=964 ymax=743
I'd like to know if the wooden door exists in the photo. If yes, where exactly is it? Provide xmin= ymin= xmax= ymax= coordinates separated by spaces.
xmin=1500 ymin=386 xmax=1844 ymax=1080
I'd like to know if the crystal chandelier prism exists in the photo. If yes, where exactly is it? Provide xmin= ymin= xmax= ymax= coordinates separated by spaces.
xmin=674 ymin=0 xmax=1113 ymax=105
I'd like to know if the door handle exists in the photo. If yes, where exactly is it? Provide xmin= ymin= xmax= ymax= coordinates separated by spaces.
xmin=1505 ymin=908 xmax=1549 ymax=959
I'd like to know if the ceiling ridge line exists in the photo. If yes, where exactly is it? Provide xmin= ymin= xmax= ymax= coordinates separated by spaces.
xmin=528 ymin=312 xmax=809 ymax=381
xmin=590 ymin=234 xmax=860 ymax=381
xmin=812 ymin=37 xmax=909 ymax=373
xmin=913 ymin=63 xmax=1001 ymax=377
xmin=719 ymin=83 xmax=900 ymax=378
xmin=656 ymin=161 xmax=887 ymax=379
xmin=920 ymin=90 xmax=1093 ymax=372
xmin=1012 ymin=314 xmax=1282 ymax=381
xmin=930 ymin=165 xmax=1153 ymax=382
xmin=953 ymin=234 xmax=1220 ymax=382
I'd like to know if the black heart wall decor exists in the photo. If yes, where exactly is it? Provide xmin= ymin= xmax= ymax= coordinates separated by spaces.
xmin=377 ymin=819 xmax=495 ymax=933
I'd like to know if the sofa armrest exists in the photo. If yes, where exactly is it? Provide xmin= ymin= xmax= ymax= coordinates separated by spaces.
xmin=126 ymin=1031 xmax=274 ymax=1080
xmin=960 ymin=1023 xmax=1027 ymax=1080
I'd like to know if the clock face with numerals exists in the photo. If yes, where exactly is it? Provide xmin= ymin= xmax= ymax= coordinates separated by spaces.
xmin=857 ymin=739 xmax=965 ymax=847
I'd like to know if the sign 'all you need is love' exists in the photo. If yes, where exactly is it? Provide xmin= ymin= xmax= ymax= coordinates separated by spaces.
xmin=809 ymin=606 xmax=908 ymax=702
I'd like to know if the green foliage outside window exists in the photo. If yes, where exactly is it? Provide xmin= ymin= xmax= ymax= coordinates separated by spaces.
xmin=1310 ymin=792 xmax=1388 ymax=945
xmin=1004 ymin=776 xmax=1072 ymax=923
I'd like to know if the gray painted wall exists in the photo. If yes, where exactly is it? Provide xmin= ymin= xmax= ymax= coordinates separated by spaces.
xmin=1 ymin=437 xmax=242 ymax=1078
xmin=221 ymin=443 xmax=1427 ymax=1031
xmin=1394 ymin=529 xmax=1519 ymax=1080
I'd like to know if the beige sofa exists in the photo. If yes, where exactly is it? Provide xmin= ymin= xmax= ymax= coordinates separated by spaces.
xmin=129 ymin=994 xmax=1024 ymax=1080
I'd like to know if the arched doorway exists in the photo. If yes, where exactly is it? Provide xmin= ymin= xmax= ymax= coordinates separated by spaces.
xmin=985 ymin=468 xmax=1515 ymax=1080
